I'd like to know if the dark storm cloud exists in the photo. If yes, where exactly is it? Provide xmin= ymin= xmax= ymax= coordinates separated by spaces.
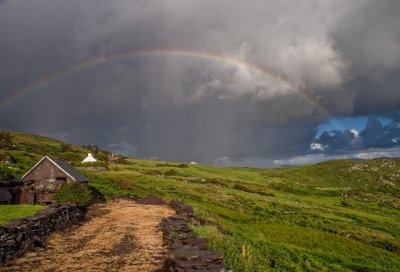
xmin=361 ymin=118 xmax=400 ymax=148
xmin=315 ymin=130 xmax=357 ymax=152
xmin=0 ymin=0 xmax=400 ymax=165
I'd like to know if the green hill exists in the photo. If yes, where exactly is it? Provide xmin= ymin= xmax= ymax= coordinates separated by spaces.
xmin=1 ymin=130 xmax=399 ymax=271
xmin=0 ymin=130 xmax=109 ymax=180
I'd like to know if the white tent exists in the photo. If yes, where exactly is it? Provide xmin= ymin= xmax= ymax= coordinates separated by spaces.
xmin=82 ymin=153 xmax=97 ymax=163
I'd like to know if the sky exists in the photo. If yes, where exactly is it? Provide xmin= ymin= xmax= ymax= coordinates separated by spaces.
xmin=0 ymin=0 xmax=400 ymax=167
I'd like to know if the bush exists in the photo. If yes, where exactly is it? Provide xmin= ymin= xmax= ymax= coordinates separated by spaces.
xmin=55 ymin=182 xmax=93 ymax=207
xmin=60 ymin=143 xmax=73 ymax=152
xmin=0 ymin=130 xmax=13 ymax=149
xmin=0 ymin=164 xmax=21 ymax=180
xmin=164 ymin=169 xmax=178 ymax=176
xmin=233 ymin=184 xmax=275 ymax=197
xmin=341 ymin=199 xmax=353 ymax=207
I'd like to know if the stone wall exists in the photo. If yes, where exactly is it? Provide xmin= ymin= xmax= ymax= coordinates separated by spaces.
xmin=160 ymin=200 xmax=226 ymax=272
xmin=0 ymin=204 xmax=85 ymax=265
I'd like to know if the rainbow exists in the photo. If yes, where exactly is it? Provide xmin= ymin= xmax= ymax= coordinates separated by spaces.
xmin=0 ymin=49 xmax=330 ymax=116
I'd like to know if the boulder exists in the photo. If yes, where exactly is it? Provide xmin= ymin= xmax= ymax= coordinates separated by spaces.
xmin=32 ymin=179 xmax=65 ymax=193
xmin=0 ymin=188 xmax=13 ymax=204
xmin=0 ymin=180 xmax=22 ymax=187
xmin=19 ymin=190 xmax=35 ymax=204
xmin=36 ymin=193 xmax=56 ymax=204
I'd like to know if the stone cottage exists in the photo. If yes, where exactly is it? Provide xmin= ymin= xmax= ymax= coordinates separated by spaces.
xmin=19 ymin=156 xmax=89 ymax=204
xmin=108 ymin=154 xmax=119 ymax=163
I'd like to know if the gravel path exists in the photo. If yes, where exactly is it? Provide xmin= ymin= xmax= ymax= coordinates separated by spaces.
xmin=1 ymin=199 xmax=175 ymax=272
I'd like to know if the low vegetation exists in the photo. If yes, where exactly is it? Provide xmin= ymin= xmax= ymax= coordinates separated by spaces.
xmin=0 ymin=205 xmax=46 ymax=225
xmin=1 ymin=131 xmax=399 ymax=271
xmin=84 ymin=159 xmax=400 ymax=271
xmin=54 ymin=183 xmax=93 ymax=207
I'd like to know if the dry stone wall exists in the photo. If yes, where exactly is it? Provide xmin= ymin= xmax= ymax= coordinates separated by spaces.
xmin=0 ymin=204 xmax=85 ymax=265
xmin=160 ymin=200 xmax=226 ymax=272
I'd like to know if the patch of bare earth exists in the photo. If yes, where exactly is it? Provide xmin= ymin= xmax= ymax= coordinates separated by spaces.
xmin=1 ymin=199 xmax=175 ymax=272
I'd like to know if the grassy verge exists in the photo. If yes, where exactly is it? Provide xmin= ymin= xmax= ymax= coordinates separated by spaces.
xmin=0 ymin=205 xmax=46 ymax=225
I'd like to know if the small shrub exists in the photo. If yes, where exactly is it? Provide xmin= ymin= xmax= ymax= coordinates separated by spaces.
xmin=61 ymin=151 xmax=84 ymax=162
xmin=370 ymin=240 xmax=400 ymax=253
xmin=55 ymin=182 xmax=93 ymax=207
xmin=114 ymin=179 xmax=136 ymax=190
xmin=118 ymin=157 xmax=130 ymax=164
xmin=60 ymin=143 xmax=72 ymax=152
xmin=0 ymin=164 xmax=21 ymax=180
xmin=341 ymin=200 xmax=353 ymax=207
xmin=87 ymin=185 xmax=106 ymax=203
xmin=234 ymin=184 xmax=274 ymax=197
xmin=0 ymin=153 xmax=15 ymax=163
xmin=234 ymin=184 xmax=254 ymax=192
xmin=0 ymin=130 xmax=13 ymax=149
xmin=164 ymin=169 xmax=178 ymax=176
xmin=207 ymin=178 xmax=230 ymax=187
xmin=257 ymin=191 xmax=275 ymax=197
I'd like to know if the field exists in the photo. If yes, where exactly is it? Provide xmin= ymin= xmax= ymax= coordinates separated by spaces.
xmin=0 ymin=205 xmax=46 ymax=225
xmin=1 ymin=131 xmax=399 ymax=271
xmin=83 ymin=158 xmax=400 ymax=272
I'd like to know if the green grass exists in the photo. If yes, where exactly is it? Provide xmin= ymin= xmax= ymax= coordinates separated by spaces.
xmin=81 ymin=158 xmax=400 ymax=271
xmin=0 ymin=205 xmax=46 ymax=225
xmin=1 ymin=131 xmax=399 ymax=271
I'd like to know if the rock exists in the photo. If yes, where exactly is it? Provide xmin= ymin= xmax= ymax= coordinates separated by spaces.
xmin=169 ymin=200 xmax=206 ymax=226
xmin=135 ymin=195 xmax=167 ymax=205
xmin=19 ymin=190 xmax=35 ymax=204
xmin=0 ymin=180 xmax=22 ymax=187
xmin=36 ymin=193 xmax=56 ymax=204
xmin=160 ymin=203 xmax=226 ymax=272
xmin=170 ymin=200 xmax=194 ymax=214
xmin=33 ymin=179 xmax=65 ymax=193
xmin=4 ymin=239 xmax=16 ymax=246
xmin=0 ymin=188 xmax=13 ymax=204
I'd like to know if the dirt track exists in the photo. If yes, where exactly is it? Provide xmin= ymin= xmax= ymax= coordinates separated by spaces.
xmin=1 ymin=199 xmax=175 ymax=272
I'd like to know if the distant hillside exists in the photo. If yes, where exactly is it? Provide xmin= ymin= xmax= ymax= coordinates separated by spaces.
xmin=1 ymin=130 xmax=399 ymax=271
xmin=0 ymin=130 xmax=109 ymax=180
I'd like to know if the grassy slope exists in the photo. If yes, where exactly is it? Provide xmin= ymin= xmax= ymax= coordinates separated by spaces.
xmin=1 ymin=131 xmax=399 ymax=271
xmin=0 ymin=205 xmax=46 ymax=225
xmin=0 ymin=131 xmax=109 ymax=180
xmin=86 ymin=159 xmax=400 ymax=272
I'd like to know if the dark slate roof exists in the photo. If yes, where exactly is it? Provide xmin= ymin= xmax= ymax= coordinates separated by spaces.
xmin=50 ymin=157 xmax=89 ymax=182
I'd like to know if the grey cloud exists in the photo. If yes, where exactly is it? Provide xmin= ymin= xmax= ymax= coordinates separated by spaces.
xmin=0 ymin=0 xmax=400 ymax=165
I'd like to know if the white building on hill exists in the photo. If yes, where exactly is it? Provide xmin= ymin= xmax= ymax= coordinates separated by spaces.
xmin=82 ymin=153 xmax=97 ymax=163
